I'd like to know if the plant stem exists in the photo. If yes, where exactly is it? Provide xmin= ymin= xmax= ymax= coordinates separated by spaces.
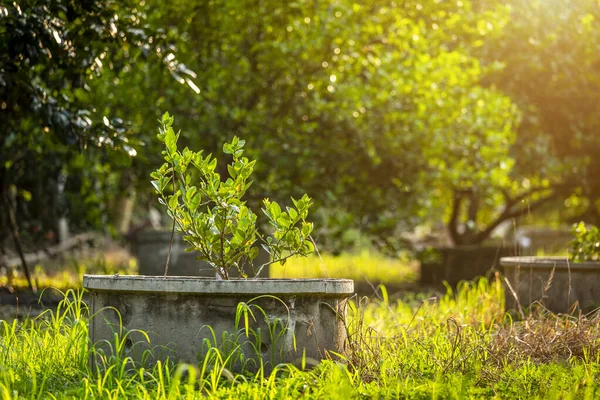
xmin=218 ymin=209 xmax=228 ymax=280
xmin=164 ymin=215 xmax=176 ymax=279
xmin=164 ymin=166 xmax=177 ymax=278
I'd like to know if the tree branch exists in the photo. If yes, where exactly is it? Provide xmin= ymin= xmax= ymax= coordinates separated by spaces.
xmin=448 ymin=190 xmax=464 ymax=246
xmin=3 ymin=194 xmax=35 ymax=292
xmin=473 ymin=192 xmax=558 ymax=244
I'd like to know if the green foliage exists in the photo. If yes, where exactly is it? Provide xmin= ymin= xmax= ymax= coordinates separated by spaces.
xmin=0 ymin=0 xmax=194 ymax=236
xmin=5 ymin=0 xmax=598 ymax=251
xmin=86 ymin=0 xmax=520 ymax=250
xmin=482 ymin=0 xmax=600 ymax=225
xmin=571 ymin=222 xmax=600 ymax=262
xmin=151 ymin=113 xmax=314 ymax=279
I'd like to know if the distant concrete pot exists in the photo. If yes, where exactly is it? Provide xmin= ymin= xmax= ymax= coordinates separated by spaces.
xmin=420 ymin=246 xmax=515 ymax=287
xmin=83 ymin=275 xmax=354 ymax=371
xmin=501 ymin=257 xmax=600 ymax=313
xmin=130 ymin=230 xmax=270 ymax=278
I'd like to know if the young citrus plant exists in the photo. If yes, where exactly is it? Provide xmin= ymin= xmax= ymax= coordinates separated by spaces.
xmin=150 ymin=113 xmax=315 ymax=279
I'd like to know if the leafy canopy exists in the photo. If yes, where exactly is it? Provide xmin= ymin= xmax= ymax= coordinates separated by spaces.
xmin=0 ymin=0 xmax=194 ymax=238
xmin=110 ymin=0 xmax=520 ymax=250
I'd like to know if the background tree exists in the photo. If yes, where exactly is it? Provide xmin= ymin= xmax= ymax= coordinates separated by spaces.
xmin=481 ymin=0 xmax=600 ymax=227
xmin=0 ymin=0 xmax=191 ymax=248
xmin=9 ymin=0 xmax=592 ymax=256
xmin=90 ymin=0 xmax=520 ymax=252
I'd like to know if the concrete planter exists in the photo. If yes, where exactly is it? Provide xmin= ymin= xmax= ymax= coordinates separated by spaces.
xmin=130 ymin=230 xmax=270 ymax=277
xmin=83 ymin=275 xmax=353 ymax=370
xmin=501 ymin=257 xmax=600 ymax=313
xmin=420 ymin=246 xmax=515 ymax=288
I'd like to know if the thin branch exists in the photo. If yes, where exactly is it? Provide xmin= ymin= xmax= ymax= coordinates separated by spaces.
xmin=473 ymin=193 xmax=557 ymax=244
xmin=3 ymin=194 xmax=35 ymax=293
xmin=164 ymin=165 xmax=177 ymax=278
xmin=219 ymin=216 xmax=227 ymax=280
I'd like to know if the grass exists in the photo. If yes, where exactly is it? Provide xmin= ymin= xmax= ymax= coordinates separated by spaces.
xmin=0 ymin=252 xmax=135 ymax=293
xmin=0 ymin=278 xmax=599 ymax=398
xmin=270 ymin=249 xmax=417 ymax=284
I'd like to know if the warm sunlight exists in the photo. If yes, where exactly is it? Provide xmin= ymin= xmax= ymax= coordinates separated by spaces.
xmin=1 ymin=0 xmax=600 ymax=397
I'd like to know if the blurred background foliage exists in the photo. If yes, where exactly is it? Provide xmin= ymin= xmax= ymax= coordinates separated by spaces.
xmin=1 ymin=0 xmax=599 ymax=256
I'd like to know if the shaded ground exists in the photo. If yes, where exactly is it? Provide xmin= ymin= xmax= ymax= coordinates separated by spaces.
xmin=0 ymin=241 xmax=442 ymax=321
xmin=0 ymin=239 xmax=133 ymax=321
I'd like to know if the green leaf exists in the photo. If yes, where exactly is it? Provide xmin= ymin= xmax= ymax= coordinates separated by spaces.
xmin=208 ymin=158 xmax=217 ymax=172
xmin=301 ymin=222 xmax=313 ymax=237
xmin=227 ymin=164 xmax=237 ymax=178
xmin=261 ymin=244 xmax=271 ymax=254
xmin=162 ymin=112 xmax=173 ymax=125
xmin=168 ymin=192 xmax=179 ymax=210
xmin=186 ymin=186 xmax=197 ymax=201
xmin=248 ymin=247 xmax=259 ymax=260
xmin=276 ymin=213 xmax=291 ymax=226
xmin=269 ymin=202 xmax=282 ymax=219
xmin=304 ymin=241 xmax=315 ymax=254
xmin=165 ymin=128 xmax=177 ymax=154
xmin=288 ymin=207 xmax=298 ymax=220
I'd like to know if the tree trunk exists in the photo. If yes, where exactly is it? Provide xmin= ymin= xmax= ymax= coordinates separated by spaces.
xmin=448 ymin=187 xmax=557 ymax=247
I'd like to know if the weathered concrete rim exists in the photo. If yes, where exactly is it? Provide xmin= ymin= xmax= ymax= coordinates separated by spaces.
xmin=83 ymin=275 xmax=354 ymax=295
xmin=500 ymin=256 xmax=600 ymax=271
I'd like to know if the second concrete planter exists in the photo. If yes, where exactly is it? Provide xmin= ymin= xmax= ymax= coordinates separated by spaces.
xmin=501 ymin=256 xmax=600 ymax=313
xmin=84 ymin=275 xmax=354 ymax=371
xmin=420 ymin=246 xmax=515 ymax=287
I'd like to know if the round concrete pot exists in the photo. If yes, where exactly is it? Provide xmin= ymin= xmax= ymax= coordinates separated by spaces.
xmin=83 ymin=275 xmax=354 ymax=371
xmin=501 ymin=256 xmax=600 ymax=313
xmin=419 ymin=246 xmax=515 ymax=288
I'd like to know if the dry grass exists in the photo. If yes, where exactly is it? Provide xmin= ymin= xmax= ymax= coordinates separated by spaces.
xmin=490 ymin=305 xmax=600 ymax=365
xmin=343 ymin=277 xmax=600 ymax=389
